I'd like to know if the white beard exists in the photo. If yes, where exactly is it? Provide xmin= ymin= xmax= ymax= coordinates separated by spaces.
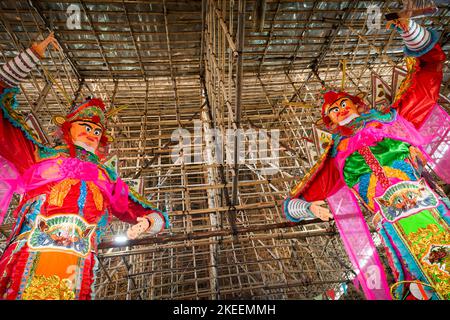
xmin=74 ymin=140 xmax=96 ymax=154
xmin=339 ymin=113 xmax=359 ymax=126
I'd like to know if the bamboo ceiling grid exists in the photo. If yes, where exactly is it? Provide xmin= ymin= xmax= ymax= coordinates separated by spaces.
xmin=0 ymin=0 xmax=449 ymax=300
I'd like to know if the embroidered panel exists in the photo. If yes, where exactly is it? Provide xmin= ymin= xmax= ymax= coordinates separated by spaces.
xmin=27 ymin=214 xmax=96 ymax=257
xmin=375 ymin=178 xmax=439 ymax=222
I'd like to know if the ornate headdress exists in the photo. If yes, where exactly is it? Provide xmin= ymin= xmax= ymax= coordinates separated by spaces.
xmin=53 ymin=97 xmax=108 ymax=129
xmin=52 ymin=97 xmax=115 ymax=157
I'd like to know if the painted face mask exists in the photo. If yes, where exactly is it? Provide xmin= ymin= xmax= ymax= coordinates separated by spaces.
xmin=69 ymin=121 xmax=103 ymax=153
xmin=326 ymin=97 xmax=359 ymax=126
xmin=320 ymin=91 xmax=369 ymax=131
xmin=52 ymin=98 xmax=113 ymax=155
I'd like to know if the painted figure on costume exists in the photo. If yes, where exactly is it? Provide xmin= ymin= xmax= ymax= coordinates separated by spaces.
xmin=283 ymin=18 xmax=449 ymax=300
xmin=0 ymin=33 xmax=170 ymax=300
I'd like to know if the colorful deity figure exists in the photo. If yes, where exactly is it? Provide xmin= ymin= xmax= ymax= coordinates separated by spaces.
xmin=283 ymin=19 xmax=450 ymax=300
xmin=0 ymin=33 xmax=170 ymax=300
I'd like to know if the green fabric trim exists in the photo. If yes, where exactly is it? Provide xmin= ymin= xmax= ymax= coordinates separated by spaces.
xmin=343 ymin=152 xmax=367 ymax=187
xmin=397 ymin=210 xmax=445 ymax=235
xmin=370 ymin=139 xmax=410 ymax=166
xmin=343 ymin=138 xmax=411 ymax=187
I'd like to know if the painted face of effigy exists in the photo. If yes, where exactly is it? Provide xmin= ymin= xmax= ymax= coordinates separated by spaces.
xmin=69 ymin=121 xmax=103 ymax=153
xmin=326 ymin=97 xmax=359 ymax=126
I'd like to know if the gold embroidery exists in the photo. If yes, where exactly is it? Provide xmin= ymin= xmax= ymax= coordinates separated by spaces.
xmin=384 ymin=167 xmax=410 ymax=182
xmin=366 ymin=174 xmax=378 ymax=210
xmin=406 ymin=224 xmax=450 ymax=299
xmin=48 ymin=179 xmax=79 ymax=207
xmin=22 ymin=274 xmax=75 ymax=300
xmin=87 ymin=182 xmax=103 ymax=211
xmin=393 ymin=57 xmax=416 ymax=103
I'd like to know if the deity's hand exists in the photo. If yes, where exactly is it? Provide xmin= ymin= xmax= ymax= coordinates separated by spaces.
xmin=126 ymin=217 xmax=150 ymax=240
xmin=31 ymin=32 xmax=60 ymax=58
xmin=386 ymin=11 xmax=411 ymax=32
xmin=310 ymin=200 xmax=333 ymax=221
